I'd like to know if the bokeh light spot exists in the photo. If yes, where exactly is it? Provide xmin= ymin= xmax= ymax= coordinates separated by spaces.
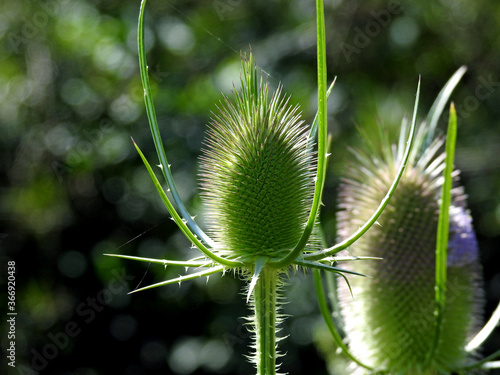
xmin=140 ymin=340 xmax=168 ymax=369
xmin=58 ymin=250 xmax=88 ymax=278
xmin=158 ymin=18 xmax=195 ymax=55
xmin=109 ymin=314 xmax=138 ymax=341
xmin=389 ymin=17 xmax=420 ymax=47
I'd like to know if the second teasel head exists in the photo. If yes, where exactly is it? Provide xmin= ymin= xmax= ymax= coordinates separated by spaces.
xmin=335 ymin=120 xmax=484 ymax=373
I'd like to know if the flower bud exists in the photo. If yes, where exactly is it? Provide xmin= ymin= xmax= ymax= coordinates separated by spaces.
xmin=199 ymin=54 xmax=315 ymax=260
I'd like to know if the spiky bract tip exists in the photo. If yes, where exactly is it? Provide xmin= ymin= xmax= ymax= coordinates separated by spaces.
xmin=335 ymin=123 xmax=484 ymax=374
xmin=199 ymin=53 xmax=315 ymax=260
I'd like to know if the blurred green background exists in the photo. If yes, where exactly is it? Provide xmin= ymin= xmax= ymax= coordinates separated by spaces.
xmin=1 ymin=0 xmax=499 ymax=374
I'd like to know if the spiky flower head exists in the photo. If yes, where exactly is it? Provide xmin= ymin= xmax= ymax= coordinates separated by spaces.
xmin=335 ymin=122 xmax=484 ymax=373
xmin=199 ymin=53 xmax=315 ymax=261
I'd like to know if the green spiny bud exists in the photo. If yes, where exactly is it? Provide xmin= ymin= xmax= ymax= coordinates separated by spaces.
xmin=199 ymin=53 xmax=315 ymax=261
xmin=335 ymin=128 xmax=484 ymax=374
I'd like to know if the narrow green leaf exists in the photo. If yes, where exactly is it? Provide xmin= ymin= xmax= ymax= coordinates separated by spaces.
xmin=247 ymin=256 xmax=268 ymax=303
xmin=307 ymin=78 xmax=336 ymax=147
xmin=104 ymin=253 xmax=211 ymax=267
xmin=466 ymin=300 xmax=500 ymax=352
xmin=294 ymin=259 xmax=368 ymax=278
xmin=129 ymin=265 xmax=225 ymax=294
xmin=137 ymin=0 xmax=213 ymax=247
xmin=481 ymin=360 xmax=500 ymax=369
xmin=427 ymin=102 xmax=457 ymax=364
xmin=458 ymin=349 xmax=500 ymax=371
xmin=330 ymin=256 xmax=383 ymax=262
xmin=313 ymin=270 xmax=374 ymax=371
xmin=305 ymin=78 xmax=421 ymax=261
xmin=132 ymin=138 xmax=240 ymax=267
xmin=423 ymin=66 xmax=466 ymax=151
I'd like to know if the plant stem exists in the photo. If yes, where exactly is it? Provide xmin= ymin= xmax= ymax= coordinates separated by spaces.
xmin=253 ymin=267 xmax=280 ymax=375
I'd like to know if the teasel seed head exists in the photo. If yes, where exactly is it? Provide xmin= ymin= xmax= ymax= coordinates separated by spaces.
xmin=336 ymin=124 xmax=484 ymax=374
xmin=199 ymin=53 xmax=315 ymax=261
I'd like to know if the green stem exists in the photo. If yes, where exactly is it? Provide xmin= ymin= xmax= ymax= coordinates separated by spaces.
xmin=253 ymin=267 xmax=280 ymax=375
xmin=270 ymin=0 xmax=327 ymax=269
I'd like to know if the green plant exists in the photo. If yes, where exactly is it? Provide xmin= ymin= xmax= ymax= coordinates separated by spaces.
xmin=315 ymin=68 xmax=500 ymax=374
xmin=105 ymin=0 xmax=420 ymax=373
xmin=104 ymin=0 xmax=500 ymax=373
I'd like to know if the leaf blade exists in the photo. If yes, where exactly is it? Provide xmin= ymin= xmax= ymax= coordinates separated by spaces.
xmin=423 ymin=66 xmax=466 ymax=151
xmin=132 ymin=139 xmax=240 ymax=267
xmin=137 ymin=0 xmax=213 ymax=247
xmin=305 ymin=77 xmax=421 ymax=261
xmin=313 ymin=270 xmax=374 ymax=371
xmin=129 ymin=265 xmax=225 ymax=294
xmin=104 ymin=253 xmax=212 ymax=267
xmin=427 ymin=102 xmax=457 ymax=364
